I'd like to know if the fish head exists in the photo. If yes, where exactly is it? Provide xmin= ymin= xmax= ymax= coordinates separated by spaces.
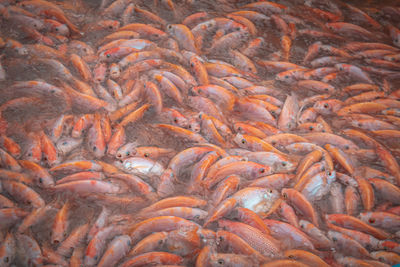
xmin=56 ymin=137 xmax=82 ymax=156
xmin=166 ymin=24 xmax=176 ymax=35
xmin=325 ymin=23 xmax=335 ymax=31
xmin=243 ymin=187 xmax=279 ymax=213
xmin=203 ymin=19 xmax=217 ymax=31
xmin=98 ymin=50 xmax=110 ymax=62
xmin=55 ymin=24 xmax=70 ymax=36
xmin=326 ymin=170 xmax=336 ymax=184
xmin=109 ymin=20 xmax=120 ymax=31
xmin=273 ymin=159 xmax=296 ymax=173
xmin=172 ymin=115 xmax=188 ymax=128
xmin=335 ymin=63 xmax=345 ymax=71
xmin=188 ymin=117 xmax=201 ymax=133
xmin=116 ymin=143 xmax=137 ymax=159
xmin=16 ymin=46 xmax=28 ymax=56
xmin=314 ymin=100 xmax=334 ymax=115
xmin=359 ymin=212 xmax=376 ymax=226
xmin=327 ymin=230 xmax=339 ymax=242
xmin=275 ymin=71 xmax=293 ymax=83
xmin=233 ymin=123 xmax=245 ymax=134
xmin=232 ymin=133 xmax=246 ymax=148
xmin=394 ymin=37 xmax=400 ymax=47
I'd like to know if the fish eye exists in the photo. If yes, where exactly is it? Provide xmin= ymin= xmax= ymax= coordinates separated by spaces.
xmin=119 ymin=160 xmax=123 ymax=163
xmin=194 ymin=215 xmax=200 ymax=219
xmin=55 ymin=28 xmax=59 ymax=32
xmin=327 ymin=171 xmax=331 ymax=176
xmin=158 ymin=239 xmax=164 ymax=245
xmin=325 ymin=88 xmax=329 ymax=91
xmin=241 ymin=139 xmax=246 ymax=144
xmin=323 ymin=103 xmax=329 ymax=108
xmin=188 ymin=125 xmax=192 ymax=129
xmin=344 ymin=145 xmax=349 ymax=150
xmin=62 ymin=141 xmax=67 ymax=145
xmin=281 ymin=161 xmax=287 ymax=166
xmin=332 ymin=237 xmax=337 ymax=242
xmin=117 ymin=153 xmax=121 ymax=158
xmin=260 ymin=168 xmax=265 ymax=173
xmin=126 ymin=151 xmax=130 ymax=156
xmin=309 ymin=126 xmax=313 ymax=131
xmin=168 ymin=25 xmax=172 ymax=29
xmin=237 ymin=126 xmax=241 ymax=131
xmin=106 ymin=54 xmax=111 ymax=58
xmin=217 ymin=259 xmax=224 ymax=265
xmin=28 ymin=152 xmax=32 ymax=157
xmin=39 ymin=178 xmax=43 ymax=184
xmin=190 ymin=63 xmax=194 ymax=68
xmin=283 ymin=193 xmax=287 ymax=199
xmin=368 ymin=218 xmax=375 ymax=224
xmin=144 ymin=153 xmax=149 ymax=157
xmin=174 ymin=118 xmax=178 ymax=123
xmin=268 ymin=189 xmax=273 ymax=193
xmin=287 ymin=254 xmax=294 ymax=259
xmin=284 ymin=75 xmax=289 ymax=79
xmin=93 ymin=146 xmax=97 ymax=151
xmin=108 ymin=25 xmax=113 ymax=29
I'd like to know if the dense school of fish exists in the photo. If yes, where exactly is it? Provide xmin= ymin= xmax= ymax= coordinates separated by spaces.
xmin=0 ymin=0 xmax=400 ymax=266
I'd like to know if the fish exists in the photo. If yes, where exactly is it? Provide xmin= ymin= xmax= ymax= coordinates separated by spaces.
xmin=0 ymin=0 xmax=400 ymax=265
xmin=114 ymin=156 xmax=165 ymax=177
